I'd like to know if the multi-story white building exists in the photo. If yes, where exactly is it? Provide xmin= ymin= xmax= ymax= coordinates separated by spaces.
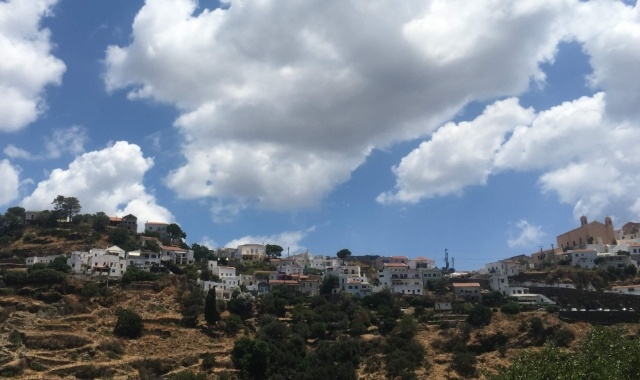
xmin=126 ymin=249 xmax=162 ymax=269
xmin=161 ymin=245 xmax=194 ymax=265
xmin=144 ymin=221 xmax=169 ymax=239
xmin=485 ymin=259 xmax=521 ymax=276
xmin=377 ymin=263 xmax=423 ymax=296
xmin=204 ymin=260 xmax=239 ymax=299
xmin=235 ymin=244 xmax=266 ymax=263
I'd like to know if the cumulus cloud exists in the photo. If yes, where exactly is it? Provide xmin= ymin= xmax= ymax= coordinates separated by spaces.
xmin=0 ymin=160 xmax=21 ymax=206
xmin=4 ymin=126 xmax=87 ymax=160
xmin=384 ymin=91 xmax=640 ymax=221
xmin=378 ymin=98 xmax=535 ymax=204
xmin=20 ymin=141 xmax=173 ymax=230
xmin=0 ymin=0 xmax=65 ymax=132
xmin=224 ymin=228 xmax=314 ymax=253
xmin=569 ymin=0 xmax=640 ymax=120
xmin=507 ymin=220 xmax=545 ymax=248
xmin=105 ymin=0 xmax=575 ymax=212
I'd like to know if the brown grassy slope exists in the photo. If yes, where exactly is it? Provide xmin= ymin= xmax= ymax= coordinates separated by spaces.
xmin=2 ymin=279 xmax=631 ymax=380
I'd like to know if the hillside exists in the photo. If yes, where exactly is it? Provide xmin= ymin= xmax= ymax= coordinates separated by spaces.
xmin=0 ymin=273 xmax=609 ymax=380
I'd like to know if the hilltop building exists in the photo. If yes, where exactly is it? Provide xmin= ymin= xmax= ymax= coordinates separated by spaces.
xmin=556 ymin=216 xmax=615 ymax=249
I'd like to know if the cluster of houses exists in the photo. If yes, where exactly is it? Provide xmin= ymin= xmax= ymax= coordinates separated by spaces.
xmin=21 ymin=213 xmax=640 ymax=308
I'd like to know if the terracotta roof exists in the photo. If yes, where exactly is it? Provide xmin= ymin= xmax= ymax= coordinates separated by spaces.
xmin=452 ymin=282 xmax=481 ymax=287
xmin=162 ymin=246 xmax=187 ymax=251
xmin=269 ymin=280 xmax=300 ymax=285
xmin=414 ymin=257 xmax=434 ymax=261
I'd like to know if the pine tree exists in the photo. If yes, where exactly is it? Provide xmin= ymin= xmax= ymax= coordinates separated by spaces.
xmin=204 ymin=288 xmax=220 ymax=326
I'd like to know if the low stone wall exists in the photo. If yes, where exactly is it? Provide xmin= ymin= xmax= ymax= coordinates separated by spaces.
xmin=529 ymin=286 xmax=640 ymax=310
xmin=559 ymin=310 xmax=640 ymax=325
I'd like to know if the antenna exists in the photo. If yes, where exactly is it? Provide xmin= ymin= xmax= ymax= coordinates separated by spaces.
xmin=451 ymin=257 xmax=455 ymax=271
xmin=444 ymin=249 xmax=449 ymax=270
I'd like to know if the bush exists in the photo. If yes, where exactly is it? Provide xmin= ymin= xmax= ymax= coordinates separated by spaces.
xmin=222 ymin=314 xmax=244 ymax=335
xmin=452 ymin=351 xmax=477 ymax=377
xmin=201 ymin=352 xmax=216 ymax=370
xmin=500 ymin=302 xmax=521 ymax=315
xmin=466 ymin=305 xmax=493 ymax=327
xmin=113 ymin=309 xmax=144 ymax=339
xmin=552 ymin=327 xmax=575 ymax=347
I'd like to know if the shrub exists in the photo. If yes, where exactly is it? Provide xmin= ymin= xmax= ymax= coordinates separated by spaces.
xmin=113 ymin=308 xmax=144 ymax=339
xmin=222 ymin=314 xmax=244 ymax=335
xmin=452 ymin=351 xmax=477 ymax=377
xmin=201 ymin=353 xmax=216 ymax=370
xmin=552 ymin=327 xmax=576 ymax=347
xmin=500 ymin=302 xmax=521 ymax=315
xmin=231 ymin=337 xmax=270 ymax=380
xmin=466 ymin=305 xmax=493 ymax=327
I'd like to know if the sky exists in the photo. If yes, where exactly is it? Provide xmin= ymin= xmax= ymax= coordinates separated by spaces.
xmin=1 ymin=0 xmax=639 ymax=270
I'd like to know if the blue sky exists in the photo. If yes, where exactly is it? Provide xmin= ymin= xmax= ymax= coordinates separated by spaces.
xmin=1 ymin=0 xmax=639 ymax=270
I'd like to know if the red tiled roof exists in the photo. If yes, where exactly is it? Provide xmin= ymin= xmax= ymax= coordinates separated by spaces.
xmin=414 ymin=257 xmax=434 ymax=261
xmin=452 ymin=282 xmax=481 ymax=287
xmin=269 ymin=280 xmax=300 ymax=285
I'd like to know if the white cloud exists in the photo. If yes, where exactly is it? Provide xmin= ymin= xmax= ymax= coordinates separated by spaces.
xmin=0 ymin=0 xmax=65 ymax=132
xmin=4 ymin=145 xmax=33 ymax=160
xmin=45 ymin=125 xmax=87 ymax=158
xmin=105 ymin=0 xmax=575 ymax=211
xmin=20 ymin=141 xmax=173 ymax=230
xmin=199 ymin=236 xmax=218 ymax=250
xmin=508 ymin=220 xmax=545 ymax=248
xmin=384 ymin=91 xmax=640 ymax=222
xmin=569 ymin=1 xmax=640 ymax=120
xmin=224 ymin=228 xmax=313 ymax=253
xmin=378 ymin=98 xmax=535 ymax=204
xmin=4 ymin=126 xmax=88 ymax=161
xmin=0 ymin=160 xmax=21 ymax=206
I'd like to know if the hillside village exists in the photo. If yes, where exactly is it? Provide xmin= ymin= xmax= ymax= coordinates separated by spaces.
xmin=14 ymin=209 xmax=640 ymax=309
xmin=3 ymin=203 xmax=640 ymax=379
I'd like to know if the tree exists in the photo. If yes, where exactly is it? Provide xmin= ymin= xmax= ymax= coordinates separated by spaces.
xmin=49 ymin=255 xmax=71 ymax=273
xmin=624 ymin=264 xmax=637 ymax=277
xmin=320 ymin=275 xmax=339 ymax=295
xmin=466 ymin=305 xmax=493 ymax=327
xmin=51 ymin=195 xmax=81 ymax=221
xmin=191 ymin=243 xmax=213 ymax=262
xmin=92 ymin=212 xmax=110 ymax=232
xmin=231 ymin=337 xmax=270 ymax=380
xmin=167 ymin=223 xmax=186 ymax=241
xmin=337 ymin=248 xmax=352 ymax=264
xmin=181 ymin=288 xmax=205 ymax=328
xmin=228 ymin=292 xmax=254 ymax=320
xmin=113 ymin=308 xmax=144 ymax=339
xmin=204 ymin=288 xmax=221 ymax=326
xmin=265 ymin=244 xmax=284 ymax=259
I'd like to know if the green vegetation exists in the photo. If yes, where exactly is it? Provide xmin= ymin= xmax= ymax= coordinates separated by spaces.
xmin=492 ymin=327 xmax=640 ymax=379
xmin=113 ymin=308 xmax=144 ymax=339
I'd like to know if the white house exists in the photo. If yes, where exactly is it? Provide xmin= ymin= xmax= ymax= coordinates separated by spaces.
xmin=235 ymin=244 xmax=266 ymax=263
xmin=377 ymin=263 xmax=423 ymax=296
xmin=161 ymin=246 xmax=194 ymax=265
xmin=144 ymin=221 xmax=169 ymax=239
xmin=26 ymin=254 xmax=62 ymax=266
xmin=568 ymin=249 xmax=598 ymax=269
xmin=126 ymin=250 xmax=162 ymax=269
xmin=408 ymin=257 xmax=436 ymax=269
xmin=485 ymin=259 xmax=520 ymax=276
xmin=452 ymin=282 xmax=482 ymax=302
